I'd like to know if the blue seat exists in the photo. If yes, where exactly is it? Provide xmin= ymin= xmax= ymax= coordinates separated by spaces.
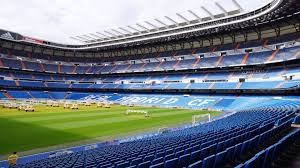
xmin=116 ymin=161 xmax=130 ymax=168
xmin=143 ymin=155 xmax=155 ymax=162
xmin=165 ymin=148 xmax=174 ymax=156
xmin=244 ymin=150 xmax=266 ymax=168
xmin=202 ymin=154 xmax=215 ymax=168
xmin=273 ymin=142 xmax=283 ymax=159
xmin=131 ymin=158 xmax=143 ymax=166
xmin=149 ymin=162 xmax=164 ymax=168
xmin=184 ymin=147 xmax=192 ymax=155
xmin=100 ymin=163 xmax=112 ymax=167
xmin=192 ymin=144 xmax=200 ymax=152
xmin=254 ymin=150 xmax=266 ymax=168
xmin=174 ymin=146 xmax=183 ymax=153
xmin=164 ymin=153 xmax=175 ymax=162
xmin=216 ymin=141 xmax=225 ymax=153
xmin=241 ymin=139 xmax=251 ymax=155
xmin=213 ymin=150 xmax=227 ymax=168
xmin=155 ymin=152 xmax=164 ymax=159
xmin=175 ymin=150 xmax=184 ymax=158
xmin=223 ymin=138 xmax=232 ymax=149
xmin=209 ymin=144 xmax=217 ymax=154
xmin=251 ymin=136 xmax=260 ymax=149
xmin=233 ymin=143 xmax=243 ymax=160
xmin=244 ymin=157 xmax=255 ymax=168
xmin=188 ymin=160 xmax=202 ymax=168
xmin=138 ymin=161 xmax=151 ymax=168
xmin=151 ymin=157 xmax=164 ymax=165
xmin=262 ymin=145 xmax=275 ymax=167
xmin=178 ymin=153 xmax=190 ymax=168
xmin=200 ymin=146 xmax=210 ymax=160
xmin=225 ymin=146 xmax=235 ymax=163
xmin=164 ymin=158 xmax=178 ymax=168
xmin=190 ymin=150 xmax=201 ymax=164
xmin=235 ymin=163 xmax=244 ymax=168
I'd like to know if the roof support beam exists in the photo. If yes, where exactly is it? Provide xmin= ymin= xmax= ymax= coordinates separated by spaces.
xmin=70 ymin=37 xmax=86 ymax=43
xmin=119 ymin=27 xmax=132 ymax=34
xmin=76 ymin=36 xmax=90 ymax=41
xmin=165 ymin=16 xmax=178 ymax=25
xmin=136 ymin=23 xmax=150 ymax=32
xmin=145 ymin=21 xmax=158 ymax=30
xmin=104 ymin=30 xmax=117 ymax=37
xmin=89 ymin=33 xmax=103 ymax=39
xmin=155 ymin=18 xmax=168 ymax=27
xmin=83 ymin=35 xmax=97 ymax=40
xmin=188 ymin=10 xmax=201 ymax=20
xmin=232 ymin=0 xmax=243 ymax=12
xmin=127 ymin=26 xmax=140 ymax=33
xmin=215 ymin=2 xmax=228 ymax=15
xmin=96 ymin=32 xmax=111 ymax=38
xmin=111 ymin=29 xmax=124 ymax=36
xmin=176 ymin=13 xmax=190 ymax=23
xmin=201 ymin=6 xmax=214 ymax=19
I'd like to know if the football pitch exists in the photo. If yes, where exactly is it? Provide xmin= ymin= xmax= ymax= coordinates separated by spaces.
xmin=0 ymin=104 xmax=221 ymax=157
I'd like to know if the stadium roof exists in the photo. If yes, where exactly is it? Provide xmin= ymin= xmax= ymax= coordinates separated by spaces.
xmin=0 ymin=0 xmax=299 ymax=53
xmin=0 ymin=0 xmax=269 ymax=44
xmin=70 ymin=0 xmax=244 ymax=44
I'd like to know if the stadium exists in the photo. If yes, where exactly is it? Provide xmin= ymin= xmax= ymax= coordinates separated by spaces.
xmin=0 ymin=0 xmax=300 ymax=167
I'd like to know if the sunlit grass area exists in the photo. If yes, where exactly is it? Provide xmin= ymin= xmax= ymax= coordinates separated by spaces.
xmin=0 ymin=104 xmax=221 ymax=156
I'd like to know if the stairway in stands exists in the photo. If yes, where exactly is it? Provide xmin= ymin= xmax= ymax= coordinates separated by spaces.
xmin=0 ymin=58 xmax=4 ymax=67
xmin=3 ymin=92 xmax=12 ymax=99
xmin=272 ymin=132 xmax=300 ymax=168
xmin=27 ymin=91 xmax=35 ymax=99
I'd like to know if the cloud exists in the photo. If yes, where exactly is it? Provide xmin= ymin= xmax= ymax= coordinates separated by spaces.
xmin=0 ymin=0 xmax=269 ymax=44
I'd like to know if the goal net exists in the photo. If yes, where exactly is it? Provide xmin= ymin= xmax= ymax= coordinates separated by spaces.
xmin=125 ymin=109 xmax=149 ymax=117
xmin=192 ymin=114 xmax=211 ymax=126
xmin=158 ymin=127 xmax=171 ymax=134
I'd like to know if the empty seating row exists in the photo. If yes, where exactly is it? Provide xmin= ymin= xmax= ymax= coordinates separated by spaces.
xmin=0 ymin=79 xmax=299 ymax=90
xmin=1 ymin=45 xmax=299 ymax=74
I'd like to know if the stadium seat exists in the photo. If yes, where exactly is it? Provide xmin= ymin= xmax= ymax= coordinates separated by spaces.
xmin=137 ymin=161 xmax=151 ymax=168
xmin=164 ymin=158 xmax=178 ymax=168
xmin=188 ymin=160 xmax=202 ymax=168
xmin=178 ymin=153 xmax=191 ymax=168
xmin=213 ymin=150 xmax=227 ymax=168
xmin=202 ymin=154 xmax=215 ymax=168
xmin=149 ymin=162 xmax=164 ymax=168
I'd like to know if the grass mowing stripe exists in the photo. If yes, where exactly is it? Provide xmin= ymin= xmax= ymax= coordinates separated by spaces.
xmin=0 ymin=107 xmax=116 ymax=118
xmin=66 ymin=111 xmax=219 ymax=137
xmin=40 ymin=116 xmax=142 ymax=129
xmin=11 ymin=111 xmax=124 ymax=122
xmin=62 ymin=110 xmax=217 ymax=133
xmin=40 ymin=109 xmax=195 ymax=129
xmin=10 ymin=107 xmax=180 ymax=123
xmin=0 ymin=105 xmax=170 ymax=118
xmin=28 ymin=109 xmax=203 ymax=127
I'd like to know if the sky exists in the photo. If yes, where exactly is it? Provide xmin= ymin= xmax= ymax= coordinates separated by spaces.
xmin=0 ymin=0 xmax=270 ymax=44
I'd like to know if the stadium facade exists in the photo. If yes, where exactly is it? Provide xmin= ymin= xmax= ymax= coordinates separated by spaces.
xmin=0 ymin=0 xmax=300 ymax=167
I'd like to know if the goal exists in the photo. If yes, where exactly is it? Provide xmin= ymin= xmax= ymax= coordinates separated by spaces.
xmin=125 ymin=109 xmax=149 ymax=117
xmin=192 ymin=114 xmax=211 ymax=126
xmin=158 ymin=127 xmax=171 ymax=134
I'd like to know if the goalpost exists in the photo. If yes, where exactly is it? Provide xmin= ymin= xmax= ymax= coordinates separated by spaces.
xmin=192 ymin=114 xmax=211 ymax=126
xmin=125 ymin=109 xmax=149 ymax=117
xmin=158 ymin=127 xmax=171 ymax=134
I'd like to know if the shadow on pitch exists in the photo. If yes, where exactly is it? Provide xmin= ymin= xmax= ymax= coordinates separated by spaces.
xmin=0 ymin=117 xmax=87 ymax=157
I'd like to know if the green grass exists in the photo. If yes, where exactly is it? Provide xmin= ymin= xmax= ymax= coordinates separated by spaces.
xmin=0 ymin=104 xmax=221 ymax=157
